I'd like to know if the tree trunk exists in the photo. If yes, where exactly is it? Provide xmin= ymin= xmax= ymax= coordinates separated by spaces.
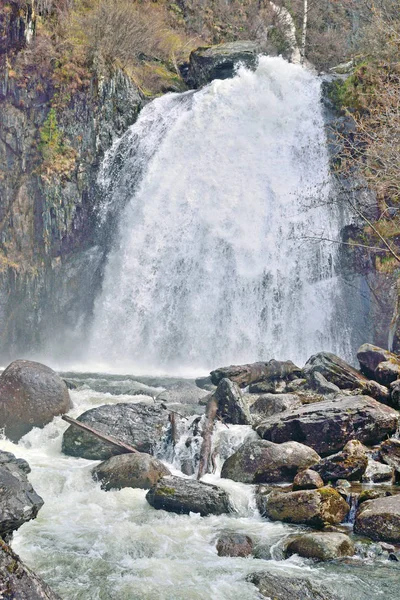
xmin=61 ymin=415 xmax=139 ymax=454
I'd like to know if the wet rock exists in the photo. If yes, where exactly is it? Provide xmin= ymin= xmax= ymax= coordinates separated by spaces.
xmin=362 ymin=458 xmax=394 ymax=483
xmin=356 ymin=343 xmax=398 ymax=378
xmin=249 ymin=380 xmax=286 ymax=394
xmin=286 ymin=378 xmax=307 ymax=392
xmin=307 ymin=371 xmax=340 ymax=394
xmin=355 ymin=494 xmax=400 ymax=542
xmin=389 ymin=380 xmax=400 ymax=408
xmin=62 ymin=402 xmax=171 ymax=460
xmin=303 ymin=352 xmax=367 ymax=390
xmin=195 ymin=376 xmax=216 ymax=392
xmin=285 ymin=532 xmax=355 ymax=561
xmin=361 ymin=379 xmax=390 ymax=403
xmin=146 ymin=475 xmax=231 ymax=516
xmin=0 ymin=451 xmax=44 ymax=540
xmin=311 ymin=440 xmax=368 ymax=483
xmin=0 ymin=359 xmax=72 ymax=441
xmin=186 ymin=41 xmax=261 ymax=88
xmin=256 ymin=395 xmax=398 ymax=455
xmin=249 ymin=393 xmax=301 ymax=423
xmin=379 ymin=438 xmax=400 ymax=474
xmin=210 ymin=359 xmax=301 ymax=388
xmin=293 ymin=469 xmax=324 ymax=490
xmin=375 ymin=360 xmax=400 ymax=386
xmin=264 ymin=487 xmax=349 ymax=527
xmin=0 ymin=539 xmax=61 ymax=599
xmin=214 ymin=378 xmax=251 ymax=425
xmin=221 ymin=440 xmax=320 ymax=484
xmin=248 ymin=571 xmax=338 ymax=600
xmin=92 ymin=452 xmax=171 ymax=491
xmin=156 ymin=381 xmax=208 ymax=405
xmin=358 ymin=489 xmax=392 ymax=505
xmin=216 ymin=533 xmax=253 ymax=557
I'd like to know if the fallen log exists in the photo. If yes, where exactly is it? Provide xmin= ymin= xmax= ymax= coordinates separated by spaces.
xmin=61 ymin=415 xmax=139 ymax=454
xmin=210 ymin=359 xmax=302 ymax=387
xmin=197 ymin=396 xmax=218 ymax=480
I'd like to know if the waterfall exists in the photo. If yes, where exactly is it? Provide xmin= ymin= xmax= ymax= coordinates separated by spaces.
xmin=88 ymin=57 xmax=350 ymax=373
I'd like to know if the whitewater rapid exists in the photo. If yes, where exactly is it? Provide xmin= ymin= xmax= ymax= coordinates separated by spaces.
xmin=88 ymin=57 xmax=351 ymax=373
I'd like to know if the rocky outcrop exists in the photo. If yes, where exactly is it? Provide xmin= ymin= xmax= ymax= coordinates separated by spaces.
xmin=248 ymin=571 xmax=339 ymax=600
xmin=263 ymin=487 xmax=349 ymax=527
xmin=375 ymin=360 xmax=400 ymax=386
xmin=62 ymin=402 xmax=171 ymax=460
xmin=362 ymin=458 xmax=394 ymax=483
xmin=0 ymin=450 xmax=43 ymax=540
xmin=256 ymin=395 xmax=398 ymax=455
xmin=354 ymin=495 xmax=400 ymax=542
xmin=210 ymin=359 xmax=301 ymax=388
xmin=0 ymin=359 xmax=72 ymax=441
xmin=214 ymin=378 xmax=251 ymax=425
xmin=146 ymin=475 xmax=231 ymax=516
xmin=293 ymin=469 xmax=324 ymax=491
xmin=303 ymin=352 xmax=368 ymax=390
xmin=285 ymin=532 xmax=355 ymax=561
xmin=0 ymin=538 xmax=61 ymax=600
xmin=92 ymin=452 xmax=170 ymax=491
xmin=356 ymin=343 xmax=399 ymax=378
xmin=185 ymin=41 xmax=261 ymax=88
xmin=221 ymin=440 xmax=320 ymax=484
xmin=379 ymin=438 xmax=400 ymax=474
xmin=216 ymin=533 xmax=253 ymax=557
xmin=311 ymin=440 xmax=368 ymax=483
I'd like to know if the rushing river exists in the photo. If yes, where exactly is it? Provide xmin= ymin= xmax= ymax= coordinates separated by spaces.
xmin=1 ymin=373 xmax=399 ymax=599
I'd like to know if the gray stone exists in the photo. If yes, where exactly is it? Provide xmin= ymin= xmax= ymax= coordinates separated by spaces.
xmin=311 ymin=440 xmax=368 ymax=483
xmin=248 ymin=571 xmax=339 ymax=600
xmin=146 ymin=475 xmax=231 ymax=516
xmin=0 ymin=360 xmax=72 ymax=441
xmin=249 ymin=393 xmax=301 ymax=423
xmin=375 ymin=360 xmax=400 ymax=386
xmin=214 ymin=378 xmax=251 ymax=425
xmin=303 ymin=352 xmax=367 ymax=390
xmin=355 ymin=495 xmax=400 ymax=542
xmin=92 ymin=452 xmax=171 ymax=490
xmin=285 ymin=532 xmax=355 ymax=561
xmin=293 ymin=469 xmax=324 ymax=490
xmin=221 ymin=440 xmax=320 ymax=484
xmin=264 ymin=487 xmax=350 ymax=527
xmin=389 ymin=379 xmax=400 ymax=408
xmin=379 ymin=438 xmax=400 ymax=474
xmin=362 ymin=458 xmax=394 ymax=483
xmin=0 ymin=539 xmax=61 ymax=599
xmin=62 ymin=402 xmax=171 ymax=460
xmin=156 ymin=381 xmax=208 ymax=405
xmin=256 ymin=395 xmax=398 ymax=455
xmin=356 ymin=343 xmax=398 ymax=378
xmin=309 ymin=371 xmax=340 ymax=394
xmin=216 ymin=533 xmax=253 ymax=557
xmin=210 ymin=359 xmax=301 ymax=388
xmin=249 ymin=380 xmax=287 ymax=394
xmin=361 ymin=379 xmax=390 ymax=403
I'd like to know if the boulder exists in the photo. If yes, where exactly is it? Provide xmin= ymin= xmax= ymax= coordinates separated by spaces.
xmin=379 ymin=438 xmax=400 ymax=474
xmin=307 ymin=371 xmax=340 ymax=394
xmin=362 ymin=458 xmax=394 ymax=483
xmin=186 ymin=41 xmax=261 ymax=88
xmin=221 ymin=440 xmax=320 ymax=484
xmin=256 ymin=395 xmax=398 ymax=455
xmin=214 ymin=378 xmax=251 ymax=425
xmin=361 ymin=379 xmax=390 ymax=403
xmin=354 ymin=495 xmax=400 ymax=542
xmin=264 ymin=487 xmax=349 ymax=527
xmin=248 ymin=571 xmax=338 ymax=600
xmin=389 ymin=379 xmax=400 ymax=408
xmin=286 ymin=378 xmax=308 ymax=392
xmin=0 ymin=451 xmax=44 ymax=540
xmin=62 ymin=402 xmax=171 ymax=460
xmin=375 ymin=360 xmax=400 ymax=386
xmin=356 ymin=343 xmax=398 ymax=378
xmin=293 ymin=469 xmax=324 ymax=490
xmin=195 ymin=376 xmax=216 ymax=392
xmin=285 ymin=532 xmax=355 ymax=561
xmin=303 ymin=352 xmax=367 ymax=390
xmin=210 ymin=359 xmax=301 ymax=388
xmin=155 ymin=381 xmax=208 ymax=405
xmin=0 ymin=359 xmax=72 ymax=441
xmin=249 ymin=393 xmax=301 ymax=423
xmin=249 ymin=380 xmax=287 ymax=394
xmin=0 ymin=539 xmax=61 ymax=600
xmin=311 ymin=440 xmax=368 ymax=483
xmin=216 ymin=533 xmax=253 ymax=557
xmin=146 ymin=475 xmax=231 ymax=516
xmin=92 ymin=452 xmax=171 ymax=491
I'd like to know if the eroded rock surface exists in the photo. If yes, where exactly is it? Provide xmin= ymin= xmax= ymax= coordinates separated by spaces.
xmin=92 ymin=452 xmax=170 ymax=491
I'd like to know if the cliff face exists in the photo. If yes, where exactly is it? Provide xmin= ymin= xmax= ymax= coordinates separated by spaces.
xmin=0 ymin=2 xmax=142 ymax=361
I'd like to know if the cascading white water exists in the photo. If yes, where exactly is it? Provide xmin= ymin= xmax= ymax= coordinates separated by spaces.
xmin=89 ymin=57 xmax=349 ymax=373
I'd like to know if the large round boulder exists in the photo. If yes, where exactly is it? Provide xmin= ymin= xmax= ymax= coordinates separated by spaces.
xmin=0 ymin=360 xmax=72 ymax=441
xmin=221 ymin=440 xmax=320 ymax=484
xmin=311 ymin=440 xmax=368 ymax=483
xmin=62 ymin=402 xmax=171 ymax=460
xmin=263 ymin=487 xmax=349 ymax=527
xmin=92 ymin=452 xmax=171 ymax=490
xmin=216 ymin=533 xmax=253 ymax=557
xmin=256 ymin=395 xmax=398 ymax=455
xmin=293 ymin=469 xmax=324 ymax=491
xmin=146 ymin=475 xmax=231 ymax=516
xmin=354 ymin=495 xmax=400 ymax=542
xmin=0 ymin=450 xmax=44 ymax=540
xmin=285 ymin=532 xmax=355 ymax=561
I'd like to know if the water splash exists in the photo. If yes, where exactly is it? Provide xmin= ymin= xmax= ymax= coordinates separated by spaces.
xmin=89 ymin=57 xmax=350 ymax=373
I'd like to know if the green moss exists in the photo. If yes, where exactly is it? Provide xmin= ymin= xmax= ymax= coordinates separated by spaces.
xmin=157 ymin=486 xmax=176 ymax=496
xmin=317 ymin=486 xmax=338 ymax=498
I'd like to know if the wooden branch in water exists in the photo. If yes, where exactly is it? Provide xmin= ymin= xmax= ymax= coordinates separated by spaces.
xmin=61 ymin=415 xmax=139 ymax=454
xmin=197 ymin=396 xmax=218 ymax=480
